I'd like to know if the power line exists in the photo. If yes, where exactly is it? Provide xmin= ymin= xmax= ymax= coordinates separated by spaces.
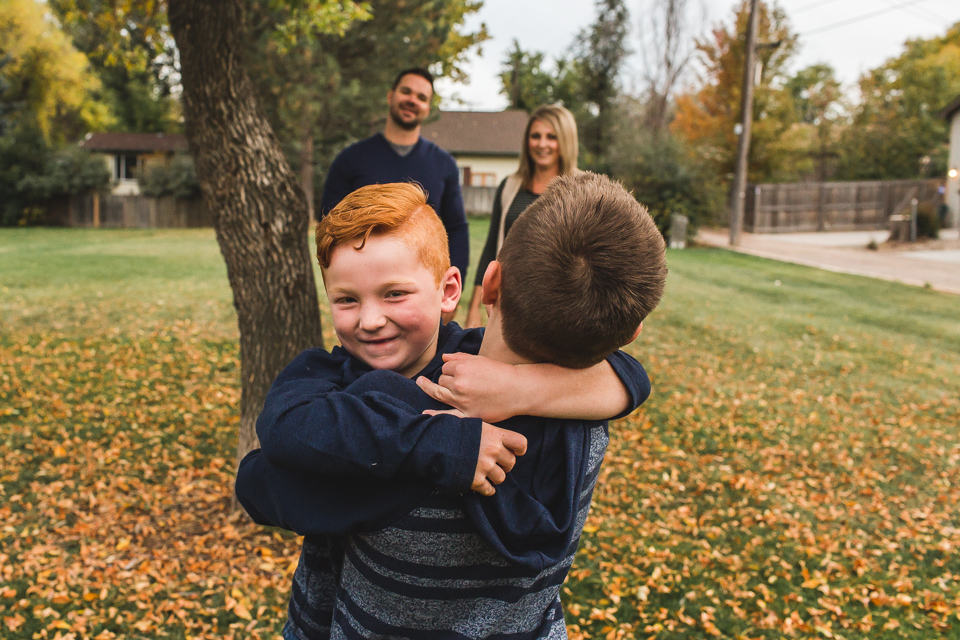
xmin=802 ymin=0 xmax=936 ymax=36
xmin=792 ymin=0 xmax=838 ymax=15
xmin=879 ymin=0 xmax=950 ymax=24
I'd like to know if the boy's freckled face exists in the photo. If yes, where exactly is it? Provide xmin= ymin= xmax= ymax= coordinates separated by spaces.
xmin=325 ymin=234 xmax=444 ymax=378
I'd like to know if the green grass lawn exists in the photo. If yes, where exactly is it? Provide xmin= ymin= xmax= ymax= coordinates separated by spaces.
xmin=1 ymin=225 xmax=958 ymax=639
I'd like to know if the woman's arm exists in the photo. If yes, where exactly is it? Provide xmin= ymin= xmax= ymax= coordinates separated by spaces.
xmin=416 ymin=350 xmax=651 ymax=423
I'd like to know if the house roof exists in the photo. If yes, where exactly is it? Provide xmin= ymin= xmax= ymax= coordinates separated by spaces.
xmin=941 ymin=94 xmax=960 ymax=121
xmin=82 ymin=132 xmax=188 ymax=153
xmin=421 ymin=110 xmax=529 ymax=156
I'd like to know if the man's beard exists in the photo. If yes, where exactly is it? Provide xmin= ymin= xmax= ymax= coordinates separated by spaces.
xmin=389 ymin=104 xmax=423 ymax=131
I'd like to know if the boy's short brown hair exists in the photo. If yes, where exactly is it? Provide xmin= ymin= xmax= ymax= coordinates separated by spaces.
xmin=496 ymin=172 xmax=667 ymax=368
xmin=316 ymin=183 xmax=450 ymax=284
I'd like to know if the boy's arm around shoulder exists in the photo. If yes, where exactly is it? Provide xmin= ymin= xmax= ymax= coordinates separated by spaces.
xmin=256 ymin=350 xmax=482 ymax=490
xmin=417 ymin=349 xmax=651 ymax=423
xmin=236 ymin=448 xmax=432 ymax=535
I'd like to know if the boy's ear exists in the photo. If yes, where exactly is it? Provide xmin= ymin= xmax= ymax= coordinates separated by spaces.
xmin=480 ymin=261 xmax=502 ymax=305
xmin=629 ymin=322 xmax=643 ymax=343
xmin=439 ymin=266 xmax=462 ymax=314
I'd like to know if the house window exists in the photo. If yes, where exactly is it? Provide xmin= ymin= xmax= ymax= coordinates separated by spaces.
xmin=114 ymin=154 xmax=139 ymax=181
xmin=472 ymin=172 xmax=497 ymax=187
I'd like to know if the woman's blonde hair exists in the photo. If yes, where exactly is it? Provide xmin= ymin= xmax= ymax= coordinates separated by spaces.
xmin=517 ymin=104 xmax=579 ymax=190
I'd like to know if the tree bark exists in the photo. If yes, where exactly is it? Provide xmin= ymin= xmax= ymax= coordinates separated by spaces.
xmin=167 ymin=0 xmax=324 ymax=476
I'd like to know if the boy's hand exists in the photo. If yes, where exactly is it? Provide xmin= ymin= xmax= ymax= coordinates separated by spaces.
xmin=417 ymin=353 xmax=524 ymax=423
xmin=475 ymin=422 xmax=527 ymax=496
xmin=423 ymin=408 xmax=527 ymax=496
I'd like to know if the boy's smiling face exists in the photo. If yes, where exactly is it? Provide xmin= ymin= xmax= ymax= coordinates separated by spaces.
xmin=325 ymin=233 xmax=460 ymax=378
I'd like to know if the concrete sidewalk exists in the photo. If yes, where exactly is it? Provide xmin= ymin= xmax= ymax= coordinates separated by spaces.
xmin=695 ymin=228 xmax=960 ymax=296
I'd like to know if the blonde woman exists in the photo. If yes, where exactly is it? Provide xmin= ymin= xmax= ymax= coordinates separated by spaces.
xmin=464 ymin=104 xmax=579 ymax=328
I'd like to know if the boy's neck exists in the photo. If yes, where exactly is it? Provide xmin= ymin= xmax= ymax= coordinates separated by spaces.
xmin=477 ymin=309 xmax=535 ymax=366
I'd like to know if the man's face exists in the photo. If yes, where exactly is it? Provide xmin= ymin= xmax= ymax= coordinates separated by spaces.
xmin=387 ymin=73 xmax=433 ymax=131
xmin=325 ymin=233 xmax=454 ymax=378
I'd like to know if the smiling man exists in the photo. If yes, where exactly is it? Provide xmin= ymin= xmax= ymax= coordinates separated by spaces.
xmin=319 ymin=68 xmax=469 ymax=320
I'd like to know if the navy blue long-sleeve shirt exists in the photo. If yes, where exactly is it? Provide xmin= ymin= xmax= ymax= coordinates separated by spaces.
xmin=318 ymin=133 xmax=470 ymax=282
xmin=237 ymin=323 xmax=651 ymax=568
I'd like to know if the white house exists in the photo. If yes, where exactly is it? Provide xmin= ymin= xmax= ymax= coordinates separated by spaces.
xmin=942 ymin=95 xmax=960 ymax=229
xmin=421 ymin=110 xmax=529 ymax=187
xmin=81 ymin=132 xmax=189 ymax=196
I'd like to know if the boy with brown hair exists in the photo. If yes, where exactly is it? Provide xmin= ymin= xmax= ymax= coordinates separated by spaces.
xmin=237 ymin=173 xmax=666 ymax=639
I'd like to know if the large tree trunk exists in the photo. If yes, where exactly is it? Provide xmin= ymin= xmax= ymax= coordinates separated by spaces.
xmin=168 ymin=0 xmax=323 ymax=475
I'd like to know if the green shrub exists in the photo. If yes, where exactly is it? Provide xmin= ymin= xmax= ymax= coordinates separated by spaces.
xmin=915 ymin=202 xmax=940 ymax=239
xmin=138 ymin=153 xmax=200 ymax=199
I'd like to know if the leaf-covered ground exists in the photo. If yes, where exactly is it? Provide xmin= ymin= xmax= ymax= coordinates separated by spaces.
xmin=2 ymin=228 xmax=958 ymax=639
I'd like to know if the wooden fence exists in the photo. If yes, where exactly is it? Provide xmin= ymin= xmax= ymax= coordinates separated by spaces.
xmin=66 ymin=193 xmax=211 ymax=228
xmin=462 ymin=185 xmax=497 ymax=216
xmin=744 ymin=179 xmax=944 ymax=233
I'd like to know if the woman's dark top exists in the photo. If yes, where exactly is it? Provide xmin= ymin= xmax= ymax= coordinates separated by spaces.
xmin=474 ymin=179 xmax=540 ymax=286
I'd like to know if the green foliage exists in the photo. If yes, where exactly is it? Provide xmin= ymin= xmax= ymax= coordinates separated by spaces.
xmin=0 ymin=0 xmax=114 ymax=143
xmin=609 ymin=100 xmax=724 ymax=235
xmin=915 ymin=203 xmax=941 ymax=239
xmin=672 ymin=0 xmax=802 ymax=184
xmin=47 ymin=0 xmax=179 ymax=133
xmin=0 ymin=130 xmax=109 ymax=226
xmin=18 ymin=146 xmax=110 ymax=200
xmin=835 ymin=22 xmax=960 ymax=180
xmin=571 ymin=0 xmax=630 ymax=172
xmin=0 ymin=124 xmax=48 ymax=225
xmin=138 ymin=154 xmax=200 ymax=199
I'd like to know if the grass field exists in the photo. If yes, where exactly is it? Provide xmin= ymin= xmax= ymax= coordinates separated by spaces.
xmin=1 ymin=225 xmax=959 ymax=639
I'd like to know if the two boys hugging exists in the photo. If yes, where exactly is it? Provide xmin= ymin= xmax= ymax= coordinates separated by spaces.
xmin=236 ymin=172 xmax=668 ymax=639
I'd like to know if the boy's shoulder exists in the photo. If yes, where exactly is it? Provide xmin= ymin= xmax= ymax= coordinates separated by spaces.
xmin=436 ymin=322 xmax=483 ymax=358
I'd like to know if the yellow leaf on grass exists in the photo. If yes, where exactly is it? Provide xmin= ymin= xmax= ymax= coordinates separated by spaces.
xmin=115 ymin=538 xmax=130 ymax=551
xmin=233 ymin=602 xmax=252 ymax=620
xmin=83 ymin=592 xmax=98 ymax=601
xmin=802 ymin=578 xmax=823 ymax=589
xmin=582 ymin=525 xmax=598 ymax=533
xmin=0 ymin=587 xmax=15 ymax=598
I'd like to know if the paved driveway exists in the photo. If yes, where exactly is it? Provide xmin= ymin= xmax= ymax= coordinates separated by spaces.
xmin=696 ymin=228 xmax=960 ymax=295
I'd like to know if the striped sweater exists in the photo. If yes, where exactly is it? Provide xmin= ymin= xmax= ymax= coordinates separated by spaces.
xmin=284 ymin=425 xmax=609 ymax=640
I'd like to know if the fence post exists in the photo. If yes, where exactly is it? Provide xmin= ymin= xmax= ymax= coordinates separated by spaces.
xmin=910 ymin=198 xmax=918 ymax=242
xmin=817 ymin=184 xmax=826 ymax=231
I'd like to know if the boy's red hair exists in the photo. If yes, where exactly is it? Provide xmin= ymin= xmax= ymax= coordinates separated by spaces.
xmin=316 ymin=183 xmax=450 ymax=284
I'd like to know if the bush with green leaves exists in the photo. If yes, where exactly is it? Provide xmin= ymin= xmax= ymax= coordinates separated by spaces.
xmin=138 ymin=153 xmax=200 ymax=199
xmin=610 ymin=129 xmax=724 ymax=240
xmin=1 ymin=126 xmax=110 ymax=225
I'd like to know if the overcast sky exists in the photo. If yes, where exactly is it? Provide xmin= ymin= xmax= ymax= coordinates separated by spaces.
xmin=435 ymin=0 xmax=960 ymax=111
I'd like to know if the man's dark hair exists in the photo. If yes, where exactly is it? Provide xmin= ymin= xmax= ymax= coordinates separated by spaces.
xmin=497 ymin=172 xmax=668 ymax=368
xmin=391 ymin=67 xmax=435 ymax=91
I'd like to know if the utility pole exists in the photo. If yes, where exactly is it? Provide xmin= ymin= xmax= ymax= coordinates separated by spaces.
xmin=729 ymin=0 xmax=759 ymax=246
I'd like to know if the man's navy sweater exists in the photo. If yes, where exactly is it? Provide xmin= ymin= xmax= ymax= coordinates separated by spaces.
xmin=318 ymin=133 xmax=470 ymax=281
xmin=237 ymin=323 xmax=650 ymax=567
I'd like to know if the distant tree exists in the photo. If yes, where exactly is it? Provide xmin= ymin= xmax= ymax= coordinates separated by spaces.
xmin=609 ymin=95 xmax=724 ymax=235
xmin=572 ymin=0 xmax=631 ymax=172
xmin=835 ymin=22 xmax=960 ymax=180
xmin=0 ymin=0 xmax=114 ymax=143
xmin=47 ymin=0 xmax=180 ymax=133
xmin=167 ymin=0 xmax=328 ymax=471
xmin=498 ymin=41 xmax=584 ymax=114
xmin=637 ymin=0 xmax=698 ymax=134
xmin=0 ymin=0 xmax=113 ymax=225
xmin=672 ymin=0 xmax=801 ymax=185
xmin=786 ymin=63 xmax=846 ymax=180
